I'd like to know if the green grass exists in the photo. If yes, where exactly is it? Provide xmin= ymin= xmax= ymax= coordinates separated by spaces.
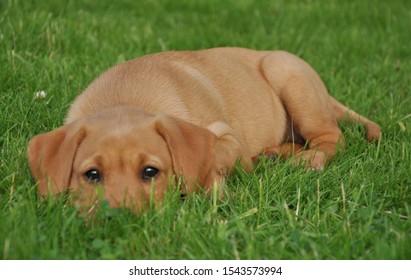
xmin=0 ymin=0 xmax=410 ymax=259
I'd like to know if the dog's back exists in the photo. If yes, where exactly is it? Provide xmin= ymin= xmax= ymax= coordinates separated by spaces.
xmin=66 ymin=48 xmax=290 ymax=156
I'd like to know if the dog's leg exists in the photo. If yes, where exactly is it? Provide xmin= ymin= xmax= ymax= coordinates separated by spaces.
xmin=261 ymin=51 xmax=344 ymax=170
xmin=254 ymin=142 xmax=305 ymax=162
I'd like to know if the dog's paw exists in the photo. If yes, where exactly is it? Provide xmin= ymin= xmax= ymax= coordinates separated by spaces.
xmin=294 ymin=150 xmax=326 ymax=172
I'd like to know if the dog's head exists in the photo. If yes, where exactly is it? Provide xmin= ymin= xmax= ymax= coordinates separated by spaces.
xmin=27 ymin=106 xmax=247 ymax=212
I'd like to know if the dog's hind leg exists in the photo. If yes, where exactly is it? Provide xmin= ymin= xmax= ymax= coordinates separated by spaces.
xmin=260 ymin=51 xmax=344 ymax=170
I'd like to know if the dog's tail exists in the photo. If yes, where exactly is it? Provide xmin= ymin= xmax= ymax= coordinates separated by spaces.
xmin=330 ymin=96 xmax=381 ymax=142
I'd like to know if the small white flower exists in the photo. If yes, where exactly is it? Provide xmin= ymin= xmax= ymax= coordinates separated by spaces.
xmin=34 ymin=91 xmax=47 ymax=99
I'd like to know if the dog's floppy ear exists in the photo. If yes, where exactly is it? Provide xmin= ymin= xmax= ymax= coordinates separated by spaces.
xmin=27 ymin=121 xmax=86 ymax=196
xmin=155 ymin=114 xmax=217 ymax=193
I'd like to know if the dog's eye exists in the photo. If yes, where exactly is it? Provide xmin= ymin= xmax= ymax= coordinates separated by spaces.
xmin=84 ymin=169 xmax=103 ymax=183
xmin=142 ymin=166 xmax=159 ymax=180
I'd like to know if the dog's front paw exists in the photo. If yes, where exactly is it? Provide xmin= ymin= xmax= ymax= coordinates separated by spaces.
xmin=294 ymin=150 xmax=326 ymax=172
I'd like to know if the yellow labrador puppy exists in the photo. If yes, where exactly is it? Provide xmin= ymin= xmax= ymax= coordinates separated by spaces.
xmin=28 ymin=47 xmax=381 ymax=212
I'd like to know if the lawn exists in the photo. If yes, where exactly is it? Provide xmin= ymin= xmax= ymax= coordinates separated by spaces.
xmin=0 ymin=0 xmax=410 ymax=259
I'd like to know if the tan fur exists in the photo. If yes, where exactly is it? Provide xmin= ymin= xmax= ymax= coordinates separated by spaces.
xmin=27 ymin=47 xmax=381 ymax=212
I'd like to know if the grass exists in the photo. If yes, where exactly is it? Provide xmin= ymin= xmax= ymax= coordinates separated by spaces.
xmin=0 ymin=0 xmax=410 ymax=259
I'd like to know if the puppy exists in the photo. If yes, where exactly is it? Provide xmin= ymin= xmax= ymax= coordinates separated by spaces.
xmin=28 ymin=47 xmax=381 ymax=212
